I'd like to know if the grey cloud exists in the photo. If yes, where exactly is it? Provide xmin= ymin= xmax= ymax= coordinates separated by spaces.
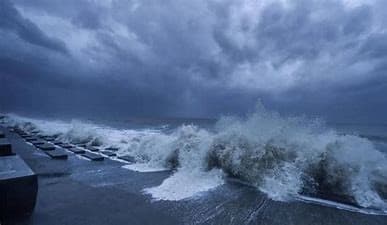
xmin=0 ymin=0 xmax=68 ymax=54
xmin=1 ymin=0 xmax=387 ymax=122
xmin=212 ymin=1 xmax=374 ymax=79
xmin=72 ymin=9 xmax=102 ymax=30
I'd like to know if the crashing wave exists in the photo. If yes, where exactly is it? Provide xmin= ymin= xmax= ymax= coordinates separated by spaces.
xmin=2 ymin=105 xmax=387 ymax=211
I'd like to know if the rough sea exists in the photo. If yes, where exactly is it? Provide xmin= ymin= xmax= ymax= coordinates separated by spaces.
xmin=2 ymin=105 xmax=387 ymax=216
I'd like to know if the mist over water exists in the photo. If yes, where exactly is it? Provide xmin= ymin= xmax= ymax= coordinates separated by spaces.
xmin=2 ymin=103 xmax=387 ymax=212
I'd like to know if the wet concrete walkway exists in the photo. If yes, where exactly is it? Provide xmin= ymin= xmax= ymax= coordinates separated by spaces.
xmin=1 ymin=128 xmax=177 ymax=225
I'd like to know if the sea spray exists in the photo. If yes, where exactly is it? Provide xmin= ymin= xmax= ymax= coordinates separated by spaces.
xmin=2 ymin=105 xmax=387 ymax=211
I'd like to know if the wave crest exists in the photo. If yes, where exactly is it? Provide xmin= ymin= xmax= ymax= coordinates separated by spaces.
xmin=2 ymin=106 xmax=387 ymax=210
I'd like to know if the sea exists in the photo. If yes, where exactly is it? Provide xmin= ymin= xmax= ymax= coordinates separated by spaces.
xmin=1 ymin=105 xmax=387 ymax=218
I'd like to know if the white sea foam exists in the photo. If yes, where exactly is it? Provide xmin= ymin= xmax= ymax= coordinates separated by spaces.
xmin=144 ymin=169 xmax=224 ymax=201
xmin=122 ymin=163 xmax=168 ymax=172
xmin=3 ymin=104 xmax=387 ymax=210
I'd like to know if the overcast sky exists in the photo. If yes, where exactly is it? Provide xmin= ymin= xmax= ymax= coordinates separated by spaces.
xmin=1 ymin=0 xmax=386 ymax=122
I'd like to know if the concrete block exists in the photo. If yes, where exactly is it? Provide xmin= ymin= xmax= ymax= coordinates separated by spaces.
xmin=77 ymin=144 xmax=88 ymax=148
xmin=105 ymin=147 xmax=119 ymax=151
xmin=37 ymin=143 xmax=56 ymax=151
xmin=20 ymin=134 xmax=33 ymax=138
xmin=45 ymin=149 xmax=68 ymax=160
xmin=101 ymin=151 xmax=116 ymax=157
xmin=30 ymin=140 xmax=45 ymax=146
xmin=82 ymin=152 xmax=104 ymax=161
xmin=0 ymin=138 xmax=13 ymax=156
xmin=0 ymin=155 xmax=38 ymax=219
xmin=118 ymin=155 xmax=136 ymax=163
xmin=67 ymin=147 xmax=85 ymax=154
xmin=86 ymin=146 xmax=99 ymax=152
xmin=52 ymin=140 xmax=63 ymax=145
xmin=0 ymin=131 xmax=4 ymax=138
xmin=25 ymin=137 xmax=38 ymax=142
xmin=58 ymin=143 xmax=74 ymax=149
xmin=71 ymin=141 xmax=88 ymax=146
xmin=43 ymin=137 xmax=55 ymax=141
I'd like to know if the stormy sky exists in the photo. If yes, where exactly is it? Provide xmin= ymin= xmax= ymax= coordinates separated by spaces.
xmin=1 ymin=0 xmax=387 ymax=122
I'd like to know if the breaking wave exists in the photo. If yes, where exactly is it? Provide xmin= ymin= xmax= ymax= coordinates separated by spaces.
xmin=2 ymin=104 xmax=387 ymax=211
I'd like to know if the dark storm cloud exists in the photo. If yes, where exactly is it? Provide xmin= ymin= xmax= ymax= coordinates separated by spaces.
xmin=1 ymin=0 xmax=387 ymax=121
xmin=0 ymin=0 xmax=68 ymax=54
xmin=72 ymin=9 xmax=102 ymax=30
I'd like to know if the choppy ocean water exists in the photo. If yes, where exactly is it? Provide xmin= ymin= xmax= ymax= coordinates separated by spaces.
xmin=2 ymin=106 xmax=387 ymax=215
